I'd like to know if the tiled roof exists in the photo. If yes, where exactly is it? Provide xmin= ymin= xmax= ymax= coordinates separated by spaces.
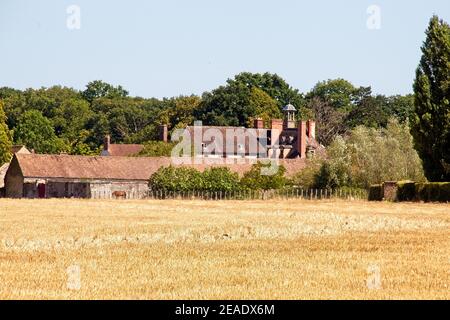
xmin=105 ymin=144 xmax=144 ymax=156
xmin=11 ymin=153 xmax=307 ymax=182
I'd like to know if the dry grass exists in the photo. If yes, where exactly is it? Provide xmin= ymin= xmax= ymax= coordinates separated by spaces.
xmin=0 ymin=198 xmax=448 ymax=300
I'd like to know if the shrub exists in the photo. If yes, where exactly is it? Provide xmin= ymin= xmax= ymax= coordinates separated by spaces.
xmin=397 ymin=181 xmax=416 ymax=201
xmin=415 ymin=182 xmax=450 ymax=202
xmin=368 ymin=184 xmax=383 ymax=201
xmin=202 ymin=167 xmax=241 ymax=192
xmin=291 ymin=159 xmax=323 ymax=188
xmin=149 ymin=166 xmax=203 ymax=191
xmin=240 ymin=163 xmax=288 ymax=190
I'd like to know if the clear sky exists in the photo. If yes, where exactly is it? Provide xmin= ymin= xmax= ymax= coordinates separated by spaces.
xmin=1 ymin=0 xmax=449 ymax=98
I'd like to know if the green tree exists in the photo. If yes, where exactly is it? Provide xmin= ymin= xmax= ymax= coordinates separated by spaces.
xmin=316 ymin=120 xmax=426 ymax=188
xmin=308 ymin=79 xmax=363 ymax=112
xmin=247 ymin=87 xmax=282 ymax=127
xmin=240 ymin=162 xmax=288 ymax=190
xmin=149 ymin=166 xmax=203 ymax=191
xmin=14 ymin=110 xmax=66 ymax=154
xmin=195 ymin=72 xmax=303 ymax=126
xmin=81 ymin=80 xmax=129 ymax=103
xmin=137 ymin=141 xmax=176 ymax=157
xmin=411 ymin=16 xmax=450 ymax=181
xmin=202 ymin=167 xmax=241 ymax=192
xmin=346 ymin=95 xmax=389 ymax=129
xmin=0 ymin=100 xmax=12 ymax=165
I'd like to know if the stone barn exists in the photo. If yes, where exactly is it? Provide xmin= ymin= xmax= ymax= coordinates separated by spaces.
xmin=4 ymin=154 xmax=167 ymax=199
xmin=4 ymin=153 xmax=308 ymax=199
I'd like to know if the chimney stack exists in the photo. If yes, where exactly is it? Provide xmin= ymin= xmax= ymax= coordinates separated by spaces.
xmin=104 ymin=135 xmax=111 ymax=151
xmin=159 ymin=124 xmax=168 ymax=143
xmin=307 ymin=120 xmax=316 ymax=139
xmin=254 ymin=118 xmax=264 ymax=129
xmin=297 ymin=121 xmax=307 ymax=159
xmin=270 ymin=119 xmax=283 ymax=146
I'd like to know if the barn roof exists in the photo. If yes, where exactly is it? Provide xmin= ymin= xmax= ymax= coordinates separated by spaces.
xmin=11 ymin=153 xmax=307 ymax=182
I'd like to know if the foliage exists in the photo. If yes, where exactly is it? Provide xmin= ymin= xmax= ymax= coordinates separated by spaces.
xmin=415 ymin=182 xmax=450 ymax=202
xmin=201 ymin=167 xmax=241 ymax=192
xmin=137 ymin=141 xmax=176 ymax=157
xmin=291 ymin=158 xmax=323 ymax=188
xmin=411 ymin=15 xmax=450 ymax=181
xmin=247 ymin=87 xmax=282 ymax=127
xmin=149 ymin=166 xmax=203 ymax=192
xmin=13 ymin=110 xmax=66 ymax=154
xmin=307 ymin=79 xmax=366 ymax=112
xmin=397 ymin=181 xmax=416 ymax=201
xmin=308 ymin=97 xmax=347 ymax=146
xmin=368 ymin=184 xmax=383 ymax=201
xmin=0 ymin=100 xmax=12 ymax=165
xmin=195 ymin=72 xmax=301 ymax=127
xmin=316 ymin=119 xmax=426 ymax=188
xmin=81 ymin=80 xmax=129 ymax=103
xmin=240 ymin=162 xmax=288 ymax=190
xmin=157 ymin=95 xmax=201 ymax=131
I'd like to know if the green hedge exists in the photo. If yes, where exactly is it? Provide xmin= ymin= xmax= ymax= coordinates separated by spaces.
xmin=415 ymin=182 xmax=450 ymax=202
xmin=369 ymin=181 xmax=450 ymax=202
xmin=368 ymin=184 xmax=383 ymax=201
xmin=397 ymin=181 xmax=416 ymax=201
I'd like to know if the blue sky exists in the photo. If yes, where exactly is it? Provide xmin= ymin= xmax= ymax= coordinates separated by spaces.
xmin=1 ymin=0 xmax=449 ymax=98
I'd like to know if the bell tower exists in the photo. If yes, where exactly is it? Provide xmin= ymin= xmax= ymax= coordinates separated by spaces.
xmin=282 ymin=104 xmax=297 ymax=129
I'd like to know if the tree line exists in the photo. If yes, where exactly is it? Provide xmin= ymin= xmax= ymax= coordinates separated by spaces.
xmin=0 ymin=74 xmax=414 ymax=155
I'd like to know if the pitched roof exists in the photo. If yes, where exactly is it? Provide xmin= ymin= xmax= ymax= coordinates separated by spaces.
xmin=11 ymin=145 xmax=31 ymax=154
xmin=11 ymin=153 xmax=307 ymax=182
xmin=104 ymin=144 xmax=144 ymax=157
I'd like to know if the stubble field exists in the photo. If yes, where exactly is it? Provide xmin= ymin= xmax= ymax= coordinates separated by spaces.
xmin=0 ymin=198 xmax=448 ymax=299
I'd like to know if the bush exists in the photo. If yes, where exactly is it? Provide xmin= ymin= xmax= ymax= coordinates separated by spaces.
xmin=240 ymin=163 xmax=288 ymax=190
xmin=149 ymin=166 xmax=203 ymax=191
xmin=368 ymin=184 xmax=383 ymax=201
xmin=201 ymin=167 xmax=241 ymax=192
xmin=291 ymin=159 xmax=323 ymax=188
xmin=415 ymin=182 xmax=450 ymax=202
xmin=397 ymin=181 xmax=416 ymax=201
xmin=369 ymin=181 xmax=450 ymax=202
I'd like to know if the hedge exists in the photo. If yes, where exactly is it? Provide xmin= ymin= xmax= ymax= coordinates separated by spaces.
xmin=368 ymin=184 xmax=383 ymax=201
xmin=415 ymin=182 xmax=450 ymax=202
xmin=369 ymin=181 xmax=450 ymax=202
xmin=397 ymin=181 xmax=416 ymax=201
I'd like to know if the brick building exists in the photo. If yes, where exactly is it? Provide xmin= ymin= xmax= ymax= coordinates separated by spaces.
xmin=160 ymin=104 xmax=323 ymax=159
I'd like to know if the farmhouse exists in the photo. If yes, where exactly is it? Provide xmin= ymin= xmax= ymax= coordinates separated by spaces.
xmin=3 ymin=153 xmax=307 ymax=199
xmin=160 ymin=104 xmax=324 ymax=159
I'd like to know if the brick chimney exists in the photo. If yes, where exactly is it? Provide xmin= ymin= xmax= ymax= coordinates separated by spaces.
xmin=307 ymin=120 xmax=316 ymax=139
xmin=297 ymin=121 xmax=307 ymax=159
xmin=104 ymin=135 xmax=111 ymax=151
xmin=254 ymin=118 xmax=264 ymax=129
xmin=270 ymin=119 xmax=283 ymax=147
xmin=159 ymin=124 xmax=168 ymax=143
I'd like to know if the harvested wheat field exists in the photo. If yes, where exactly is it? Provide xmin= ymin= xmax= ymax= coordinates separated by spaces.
xmin=0 ymin=198 xmax=448 ymax=299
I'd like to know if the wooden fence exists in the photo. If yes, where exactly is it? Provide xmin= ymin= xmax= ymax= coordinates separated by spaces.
xmin=142 ymin=188 xmax=368 ymax=201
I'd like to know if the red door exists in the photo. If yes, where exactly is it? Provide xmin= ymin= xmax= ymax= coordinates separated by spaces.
xmin=38 ymin=183 xmax=46 ymax=198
